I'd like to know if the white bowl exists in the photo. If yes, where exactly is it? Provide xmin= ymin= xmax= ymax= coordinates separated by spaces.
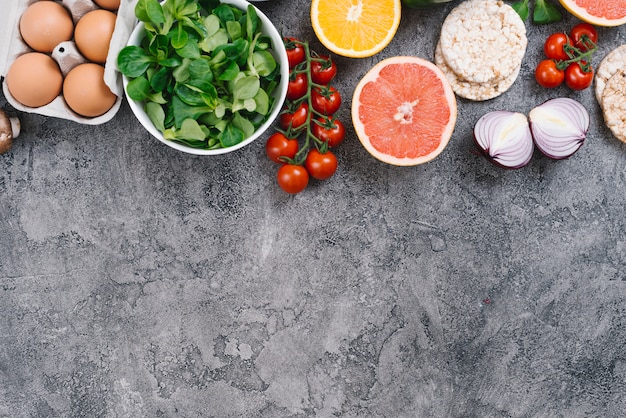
xmin=122 ymin=0 xmax=288 ymax=155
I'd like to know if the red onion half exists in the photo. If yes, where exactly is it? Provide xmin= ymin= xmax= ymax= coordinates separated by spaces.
xmin=528 ymin=98 xmax=590 ymax=160
xmin=473 ymin=111 xmax=534 ymax=169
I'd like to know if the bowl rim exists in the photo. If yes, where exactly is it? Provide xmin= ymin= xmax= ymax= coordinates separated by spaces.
xmin=122 ymin=0 xmax=289 ymax=156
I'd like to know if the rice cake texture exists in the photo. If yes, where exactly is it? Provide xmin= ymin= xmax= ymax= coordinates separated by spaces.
xmin=434 ymin=41 xmax=520 ymax=101
xmin=439 ymin=0 xmax=527 ymax=84
xmin=601 ymin=70 xmax=626 ymax=143
xmin=595 ymin=44 xmax=626 ymax=106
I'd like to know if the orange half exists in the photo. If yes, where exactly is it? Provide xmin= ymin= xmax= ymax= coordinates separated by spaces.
xmin=311 ymin=0 xmax=401 ymax=58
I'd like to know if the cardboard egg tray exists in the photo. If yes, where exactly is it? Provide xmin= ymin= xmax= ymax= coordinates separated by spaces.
xmin=0 ymin=0 xmax=138 ymax=124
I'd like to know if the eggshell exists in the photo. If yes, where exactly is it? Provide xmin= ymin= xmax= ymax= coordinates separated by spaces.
xmin=93 ymin=0 xmax=121 ymax=11
xmin=19 ymin=1 xmax=74 ymax=53
xmin=6 ymin=52 xmax=63 ymax=108
xmin=63 ymin=63 xmax=117 ymax=117
xmin=0 ymin=0 xmax=132 ymax=124
xmin=74 ymin=9 xmax=117 ymax=64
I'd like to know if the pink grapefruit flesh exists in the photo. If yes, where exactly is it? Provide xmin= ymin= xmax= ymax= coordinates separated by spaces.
xmin=559 ymin=0 xmax=626 ymax=26
xmin=351 ymin=56 xmax=457 ymax=166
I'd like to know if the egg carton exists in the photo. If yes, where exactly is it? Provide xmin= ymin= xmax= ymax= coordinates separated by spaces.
xmin=0 ymin=0 xmax=138 ymax=125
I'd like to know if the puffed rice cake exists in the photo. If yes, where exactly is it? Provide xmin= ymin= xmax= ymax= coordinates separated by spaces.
xmin=439 ymin=0 xmax=527 ymax=84
xmin=434 ymin=41 xmax=520 ymax=101
xmin=601 ymin=70 xmax=626 ymax=143
xmin=595 ymin=44 xmax=626 ymax=107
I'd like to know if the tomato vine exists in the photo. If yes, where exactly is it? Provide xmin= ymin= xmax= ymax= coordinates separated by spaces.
xmin=535 ymin=23 xmax=598 ymax=91
xmin=266 ymin=38 xmax=346 ymax=194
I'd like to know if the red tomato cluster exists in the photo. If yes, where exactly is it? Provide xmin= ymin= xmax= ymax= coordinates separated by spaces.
xmin=266 ymin=38 xmax=346 ymax=194
xmin=535 ymin=23 xmax=598 ymax=91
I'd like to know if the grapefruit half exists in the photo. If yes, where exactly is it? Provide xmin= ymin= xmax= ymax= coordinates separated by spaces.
xmin=351 ymin=56 xmax=457 ymax=166
xmin=559 ymin=0 xmax=626 ymax=26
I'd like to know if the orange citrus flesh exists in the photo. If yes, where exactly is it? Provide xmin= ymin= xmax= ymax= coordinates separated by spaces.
xmin=560 ymin=0 xmax=626 ymax=26
xmin=311 ymin=0 xmax=401 ymax=58
xmin=352 ymin=56 xmax=457 ymax=166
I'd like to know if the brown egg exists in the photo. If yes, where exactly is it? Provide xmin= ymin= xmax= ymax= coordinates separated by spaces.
xmin=74 ymin=9 xmax=117 ymax=64
xmin=6 ymin=53 xmax=63 ymax=108
xmin=93 ymin=0 xmax=120 ymax=11
xmin=19 ymin=1 xmax=74 ymax=53
xmin=63 ymin=63 xmax=117 ymax=117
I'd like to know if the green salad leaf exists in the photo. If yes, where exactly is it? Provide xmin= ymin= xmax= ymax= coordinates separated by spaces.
xmin=118 ymin=0 xmax=281 ymax=149
xmin=511 ymin=0 xmax=561 ymax=24
xmin=533 ymin=0 xmax=562 ymax=24
xmin=511 ymin=0 xmax=530 ymax=21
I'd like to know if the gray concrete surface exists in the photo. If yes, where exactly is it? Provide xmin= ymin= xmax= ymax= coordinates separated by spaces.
xmin=1 ymin=1 xmax=626 ymax=417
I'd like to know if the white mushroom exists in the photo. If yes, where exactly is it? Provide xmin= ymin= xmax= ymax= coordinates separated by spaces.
xmin=0 ymin=110 xmax=21 ymax=154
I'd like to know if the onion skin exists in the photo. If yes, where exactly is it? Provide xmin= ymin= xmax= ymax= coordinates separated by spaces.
xmin=529 ymin=98 xmax=589 ymax=160
xmin=473 ymin=111 xmax=534 ymax=169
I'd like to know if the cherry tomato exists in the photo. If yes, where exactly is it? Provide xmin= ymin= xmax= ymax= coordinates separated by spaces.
xmin=287 ymin=72 xmax=308 ymax=101
xmin=265 ymin=132 xmax=298 ymax=163
xmin=277 ymin=164 xmax=309 ymax=194
xmin=311 ymin=86 xmax=342 ymax=115
xmin=310 ymin=55 xmax=337 ymax=85
xmin=535 ymin=59 xmax=564 ymax=88
xmin=544 ymin=32 xmax=571 ymax=61
xmin=279 ymin=102 xmax=309 ymax=131
xmin=311 ymin=117 xmax=345 ymax=148
xmin=565 ymin=62 xmax=594 ymax=90
xmin=284 ymin=37 xmax=305 ymax=69
xmin=305 ymin=149 xmax=338 ymax=180
xmin=570 ymin=23 xmax=598 ymax=52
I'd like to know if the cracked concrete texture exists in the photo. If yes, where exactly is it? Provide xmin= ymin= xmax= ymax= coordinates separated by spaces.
xmin=1 ymin=0 xmax=626 ymax=417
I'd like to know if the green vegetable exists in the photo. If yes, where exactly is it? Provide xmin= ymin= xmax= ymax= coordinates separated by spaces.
xmin=401 ymin=0 xmax=452 ymax=8
xmin=118 ymin=0 xmax=281 ymax=149
xmin=511 ymin=0 xmax=530 ymax=21
xmin=533 ymin=0 xmax=561 ymax=24
xmin=511 ymin=0 xmax=561 ymax=24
